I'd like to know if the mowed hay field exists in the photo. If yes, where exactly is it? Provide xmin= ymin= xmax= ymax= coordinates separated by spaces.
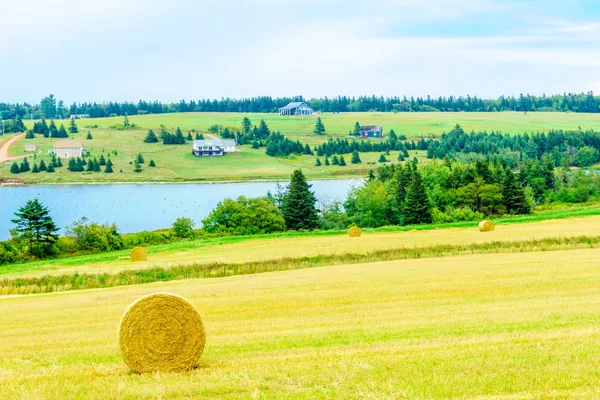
xmin=5 ymin=214 xmax=600 ymax=279
xmin=2 ymin=111 xmax=599 ymax=183
xmin=3 ymin=248 xmax=600 ymax=399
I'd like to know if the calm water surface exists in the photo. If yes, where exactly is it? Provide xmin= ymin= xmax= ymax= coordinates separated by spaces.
xmin=0 ymin=179 xmax=362 ymax=240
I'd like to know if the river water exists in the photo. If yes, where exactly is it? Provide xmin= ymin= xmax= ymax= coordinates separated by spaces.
xmin=0 ymin=179 xmax=362 ymax=240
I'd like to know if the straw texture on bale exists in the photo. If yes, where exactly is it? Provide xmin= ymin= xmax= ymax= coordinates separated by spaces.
xmin=479 ymin=220 xmax=495 ymax=232
xmin=119 ymin=293 xmax=206 ymax=373
xmin=130 ymin=247 xmax=148 ymax=262
xmin=348 ymin=226 xmax=361 ymax=237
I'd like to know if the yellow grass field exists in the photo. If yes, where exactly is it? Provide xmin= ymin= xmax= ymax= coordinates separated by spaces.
xmin=7 ymin=214 xmax=600 ymax=279
xmin=3 ymin=247 xmax=600 ymax=399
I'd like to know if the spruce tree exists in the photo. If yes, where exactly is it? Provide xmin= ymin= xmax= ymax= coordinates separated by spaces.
xmin=58 ymin=124 xmax=69 ymax=138
xmin=137 ymin=153 xmax=145 ymax=164
xmin=46 ymin=164 xmax=55 ymax=173
xmin=402 ymin=170 xmax=432 ymax=225
xmin=99 ymin=155 xmax=106 ymax=166
xmin=20 ymin=158 xmax=30 ymax=172
xmin=332 ymin=155 xmax=339 ymax=165
xmin=315 ymin=157 xmax=322 ymax=166
xmin=313 ymin=117 xmax=326 ymax=135
xmin=10 ymin=162 xmax=20 ymax=174
xmin=324 ymin=157 xmax=330 ymax=166
xmin=105 ymin=159 xmax=114 ymax=173
xmin=389 ymin=129 xmax=397 ymax=141
xmin=378 ymin=154 xmax=387 ymax=163
xmin=11 ymin=198 xmax=59 ymax=257
xmin=502 ymin=168 xmax=530 ymax=214
xmin=351 ymin=150 xmax=361 ymax=164
xmin=242 ymin=117 xmax=252 ymax=135
xmin=281 ymin=169 xmax=319 ymax=230
xmin=49 ymin=120 xmax=58 ymax=138
xmin=32 ymin=163 xmax=39 ymax=173
xmin=68 ymin=118 xmax=78 ymax=133
xmin=86 ymin=159 xmax=94 ymax=172
xmin=353 ymin=122 xmax=361 ymax=136
xmin=86 ymin=131 xmax=93 ymax=139
xmin=25 ymin=130 xmax=35 ymax=139
xmin=39 ymin=160 xmax=47 ymax=171
xmin=144 ymin=129 xmax=158 ymax=143
xmin=93 ymin=158 xmax=101 ymax=172
xmin=149 ymin=159 xmax=156 ymax=167
xmin=133 ymin=160 xmax=142 ymax=173
xmin=187 ymin=132 xmax=193 ymax=141
xmin=398 ymin=152 xmax=405 ymax=162
xmin=56 ymin=157 xmax=63 ymax=168
xmin=339 ymin=155 xmax=346 ymax=166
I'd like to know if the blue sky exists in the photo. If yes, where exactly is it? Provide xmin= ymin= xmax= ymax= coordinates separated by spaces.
xmin=1 ymin=0 xmax=600 ymax=103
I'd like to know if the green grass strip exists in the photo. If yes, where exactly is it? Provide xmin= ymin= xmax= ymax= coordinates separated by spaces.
xmin=2 ymin=234 xmax=599 ymax=296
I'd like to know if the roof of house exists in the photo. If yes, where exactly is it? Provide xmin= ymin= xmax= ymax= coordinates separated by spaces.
xmin=360 ymin=125 xmax=383 ymax=132
xmin=278 ymin=102 xmax=311 ymax=110
xmin=194 ymin=139 xmax=237 ymax=147
xmin=54 ymin=140 xmax=83 ymax=148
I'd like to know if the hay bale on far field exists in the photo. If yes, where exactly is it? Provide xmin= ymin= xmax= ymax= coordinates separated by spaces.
xmin=119 ymin=293 xmax=206 ymax=374
xmin=130 ymin=247 xmax=148 ymax=262
xmin=478 ymin=220 xmax=495 ymax=232
xmin=348 ymin=226 xmax=361 ymax=237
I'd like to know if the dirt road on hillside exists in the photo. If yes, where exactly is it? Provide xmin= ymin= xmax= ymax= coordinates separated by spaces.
xmin=0 ymin=134 xmax=26 ymax=164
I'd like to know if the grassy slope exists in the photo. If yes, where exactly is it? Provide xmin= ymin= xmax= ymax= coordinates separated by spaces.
xmin=3 ymin=248 xmax=600 ymax=398
xmin=4 ymin=213 xmax=600 ymax=279
xmin=1 ymin=111 xmax=599 ymax=183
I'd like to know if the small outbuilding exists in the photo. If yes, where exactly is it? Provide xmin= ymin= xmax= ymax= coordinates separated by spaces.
xmin=360 ymin=125 xmax=383 ymax=138
xmin=54 ymin=140 xmax=84 ymax=158
xmin=25 ymin=143 xmax=37 ymax=152
xmin=278 ymin=102 xmax=313 ymax=116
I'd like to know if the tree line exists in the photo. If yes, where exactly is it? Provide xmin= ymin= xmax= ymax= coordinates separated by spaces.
xmin=2 ymin=92 xmax=599 ymax=121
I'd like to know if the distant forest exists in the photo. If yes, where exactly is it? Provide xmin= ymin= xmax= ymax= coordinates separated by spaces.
xmin=1 ymin=92 xmax=599 ymax=121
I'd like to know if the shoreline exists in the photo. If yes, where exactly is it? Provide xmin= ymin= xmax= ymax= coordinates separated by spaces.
xmin=0 ymin=175 xmax=364 ymax=187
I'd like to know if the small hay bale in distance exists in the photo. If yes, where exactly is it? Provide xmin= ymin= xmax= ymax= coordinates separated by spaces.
xmin=478 ymin=220 xmax=495 ymax=232
xmin=348 ymin=226 xmax=361 ymax=237
xmin=130 ymin=246 xmax=148 ymax=262
xmin=119 ymin=293 xmax=206 ymax=374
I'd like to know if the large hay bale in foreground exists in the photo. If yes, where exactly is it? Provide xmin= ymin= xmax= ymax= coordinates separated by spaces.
xmin=348 ymin=226 xmax=361 ymax=237
xmin=478 ymin=220 xmax=495 ymax=232
xmin=119 ymin=293 xmax=206 ymax=373
xmin=130 ymin=247 xmax=148 ymax=262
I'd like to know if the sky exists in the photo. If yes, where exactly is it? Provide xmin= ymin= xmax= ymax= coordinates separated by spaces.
xmin=1 ymin=0 xmax=600 ymax=104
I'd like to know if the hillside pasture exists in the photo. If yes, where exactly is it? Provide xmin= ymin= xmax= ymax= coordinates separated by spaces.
xmin=2 ymin=248 xmax=600 ymax=398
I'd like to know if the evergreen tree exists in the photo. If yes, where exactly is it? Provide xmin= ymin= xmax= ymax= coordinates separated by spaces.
xmin=20 ymin=158 xmax=30 ymax=172
xmin=402 ymin=170 xmax=432 ymax=225
xmin=10 ymin=162 xmax=20 ymax=174
xmin=93 ymin=158 xmax=101 ymax=172
xmin=46 ymin=164 xmax=55 ymax=173
xmin=351 ymin=150 xmax=361 ymax=164
xmin=105 ymin=159 xmax=114 ymax=173
xmin=136 ymin=153 xmax=145 ymax=164
xmin=56 ymin=157 xmax=63 ymax=168
xmin=86 ymin=131 xmax=93 ymax=140
xmin=144 ymin=129 xmax=158 ymax=143
xmin=389 ymin=129 xmax=397 ymax=141
xmin=502 ymin=168 xmax=530 ymax=214
xmin=195 ymin=133 xmax=203 ymax=140
xmin=353 ymin=122 xmax=361 ymax=136
xmin=49 ymin=120 xmax=58 ymax=138
xmin=68 ymin=118 xmax=78 ymax=133
xmin=32 ymin=163 xmax=39 ymax=173
xmin=186 ymin=132 xmax=193 ymax=141
xmin=332 ymin=155 xmax=340 ymax=165
xmin=315 ymin=157 xmax=322 ymax=166
xmin=398 ymin=152 xmax=405 ymax=162
xmin=99 ymin=155 xmax=106 ymax=166
xmin=242 ymin=117 xmax=252 ymax=135
xmin=258 ymin=119 xmax=270 ymax=139
xmin=39 ymin=160 xmax=47 ymax=171
xmin=313 ymin=117 xmax=326 ymax=135
xmin=149 ymin=159 xmax=156 ymax=167
xmin=133 ymin=160 xmax=142 ymax=173
xmin=86 ymin=159 xmax=94 ymax=172
xmin=11 ymin=198 xmax=59 ymax=257
xmin=339 ymin=155 xmax=346 ymax=166
xmin=281 ymin=169 xmax=319 ymax=230
xmin=58 ymin=124 xmax=68 ymax=138
xmin=25 ymin=130 xmax=35 ymax=139
xmin=378 ymin=154 xmax=387 ymax=163
xmin=324 ymin=157 xmax=330 ymax=166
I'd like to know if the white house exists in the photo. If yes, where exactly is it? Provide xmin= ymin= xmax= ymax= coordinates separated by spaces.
xmin=24 ymin=143 xmax=37 ymax=152
xmin=192 ymin=139 xmax=237 ymax=156
xmin=278 ymin=102 xmax=313 ymax=116
xmin=222 ymin=140 xmax=237 ymax=153
xmin=54 ymin=140 xmax=83 ymax=158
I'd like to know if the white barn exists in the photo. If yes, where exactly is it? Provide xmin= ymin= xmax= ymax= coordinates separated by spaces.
xmin=54 ymin=140 xmax=83 ymax=158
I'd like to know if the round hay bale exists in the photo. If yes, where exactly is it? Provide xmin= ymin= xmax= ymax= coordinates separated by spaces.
xmin=408 ymin=229 xmax=418 ymax=233
xmin=478 ymin=220 xmax=495 ymax=232
xmin=130 ymin=247 xmax=148 ymax=262
xmin=119 ymin=293 xmax=206 ymax=373
xmin=348 ymin=226 xmax=361 ymax=237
